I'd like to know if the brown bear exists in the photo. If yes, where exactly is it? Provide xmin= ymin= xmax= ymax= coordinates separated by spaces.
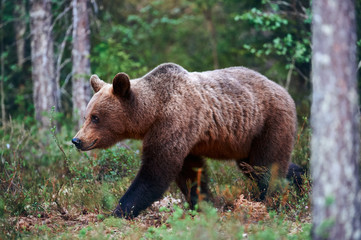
xmin=72 ymin=63 xmax=303 ymax=218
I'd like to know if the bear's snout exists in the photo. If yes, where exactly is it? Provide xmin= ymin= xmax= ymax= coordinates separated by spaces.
xmin=72 ymin=138 xmax=82 ymax=149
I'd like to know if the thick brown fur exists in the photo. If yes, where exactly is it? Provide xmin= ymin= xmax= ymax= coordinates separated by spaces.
xmin=73 ymin=63 xmax=298 ymax=218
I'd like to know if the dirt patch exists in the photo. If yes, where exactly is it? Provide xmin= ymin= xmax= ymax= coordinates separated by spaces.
xmin=233 ymin=194 xmax=269 ymax=222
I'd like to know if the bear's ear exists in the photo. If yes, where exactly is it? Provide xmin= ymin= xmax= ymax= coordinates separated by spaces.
xmin=90 ymin=75 xmax=105 ymax=93
xmin=112 ymin=73 xmax=131 ymax=98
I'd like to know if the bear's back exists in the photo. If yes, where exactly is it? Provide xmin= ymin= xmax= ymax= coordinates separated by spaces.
xmin=189 ymin=65 xmax=295 ymax=122
xmin=189 ymin=66 xmax=295 ymax=159
xmin=131 ymin=63 xmax=296 ymax=160
xmin=138 ymin=63 xmax=294 ymax=127
xmin=141 ymin=63 xmax=291 ymax=107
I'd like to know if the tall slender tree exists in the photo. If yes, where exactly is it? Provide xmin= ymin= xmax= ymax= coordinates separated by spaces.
xmin=311 ymin=0 xmax=361 ymax=239
xmin=14 ymin=0 xmax=26 ymax=69
xmin=0 ymin=0 xmax=5 ymax=127
xmin=72 ymin=0 xmax=91 ymax=128
xmin=203 ymin=3 xmax=218 ymax=69
xmin=30 ymin=0 xmax=59 ymax=127
xmin=196 ymin=0 xmax=219 ymax=69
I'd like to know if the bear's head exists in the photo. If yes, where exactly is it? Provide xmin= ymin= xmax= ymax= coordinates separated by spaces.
xmin=72 ymin=73 xmax=132 ymax=151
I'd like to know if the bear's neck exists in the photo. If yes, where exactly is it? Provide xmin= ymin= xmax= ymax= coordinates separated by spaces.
xmin=123 ymin=83 xmax=158 ymax=140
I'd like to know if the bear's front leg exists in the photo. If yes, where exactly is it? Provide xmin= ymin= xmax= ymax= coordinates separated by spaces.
xmin=113 ymin=138 xmax=187 ymax=218
xmin=113 ymin=166 xmax=174 ymax=218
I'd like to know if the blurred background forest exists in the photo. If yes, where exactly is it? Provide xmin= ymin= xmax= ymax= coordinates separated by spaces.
xmin=0 ymin=0 xmax=361 ymax=238
xmin=1 ymin=0 xmax=360 ymax=127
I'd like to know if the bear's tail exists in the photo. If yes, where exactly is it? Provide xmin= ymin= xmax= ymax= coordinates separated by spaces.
xmin=286 ymin=163 xmax=305 ymax=189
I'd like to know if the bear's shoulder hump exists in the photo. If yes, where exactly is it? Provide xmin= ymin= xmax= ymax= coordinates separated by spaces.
xmin=146 ymin=63 xmax=188 ymax=79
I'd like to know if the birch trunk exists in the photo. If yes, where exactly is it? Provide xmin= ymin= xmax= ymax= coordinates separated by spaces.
xmin=311 ymin=0 xmax=361 ymax=239
xmin=30 ymin=0 xmax=59 ymax=127
xmin=72 ymin=0 xmax=91 ymax=128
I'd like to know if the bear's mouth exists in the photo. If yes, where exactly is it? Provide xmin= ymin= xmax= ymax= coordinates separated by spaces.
xmin=82 ymin=139 xmax=98 ymax=151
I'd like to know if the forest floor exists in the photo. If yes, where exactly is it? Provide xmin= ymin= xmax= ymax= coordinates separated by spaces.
xmin=10 ymin=193 xmax=312 ymax=239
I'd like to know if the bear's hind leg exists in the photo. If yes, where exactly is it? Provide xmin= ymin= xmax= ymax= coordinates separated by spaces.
xmin=239 ymin=120 xmax=295 ymax=200
xmin=176 ymin=155 xmax=211 ymax=209
xmin=237 ymin=158 xmax=270 ymax=201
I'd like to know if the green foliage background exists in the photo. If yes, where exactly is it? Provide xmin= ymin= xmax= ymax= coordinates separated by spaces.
xmin=0 ymin=0 xmax=360 ymax=121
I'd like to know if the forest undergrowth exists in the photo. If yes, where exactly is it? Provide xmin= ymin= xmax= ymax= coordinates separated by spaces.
xmin=0 ymin=117 xmax=312 ymax=239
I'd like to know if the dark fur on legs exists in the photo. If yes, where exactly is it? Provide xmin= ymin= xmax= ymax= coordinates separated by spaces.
xmin=237 ymin=160 xmax=270 ymax=200
xmin=286 ymin=163 xmax=305 ymax=188
xmin=113 ymin=166 xmax=172 ymax=218
xmin=238 ymin=160 xmax=305 ymax=200
xmin=176 ymin=155 xmax=211 ymax=208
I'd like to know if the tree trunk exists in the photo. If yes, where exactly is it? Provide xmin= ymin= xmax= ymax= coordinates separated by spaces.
xmin=72 ymin=0 xmax=91 ymax=128
xmin=203 ymin=6 xmax=219 ymax=69
xmin=0 ymin=0 xmax=5 ymax=128
xmin=311 ymin=0 xmax=361 ymax=239
xmin=30 ymin=0 xmax=59 ymax=128
xmin=14 ymin=0 xmax=26 ymax=68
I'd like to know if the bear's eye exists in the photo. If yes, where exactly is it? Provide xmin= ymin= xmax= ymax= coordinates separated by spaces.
xmin=91 ymin=115 xmax=99 ymax=124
